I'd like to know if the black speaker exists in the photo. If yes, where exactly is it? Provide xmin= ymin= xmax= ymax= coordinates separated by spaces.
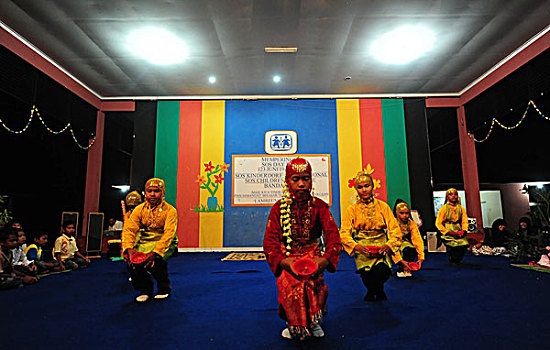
xmin=86 ymin=212 xmax=104 ymax=253
xmin=468 ymin=217 xmax=477 ymax=232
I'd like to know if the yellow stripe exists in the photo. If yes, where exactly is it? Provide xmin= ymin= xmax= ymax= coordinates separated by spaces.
xmin=336 ymin=99 xmax=363 ymax=220
xmin=199 ymin=101 xmax=225 ymax=247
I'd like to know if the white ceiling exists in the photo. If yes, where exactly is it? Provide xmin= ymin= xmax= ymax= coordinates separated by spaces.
xmin=1 ymin=0 xmax=549 ymax=98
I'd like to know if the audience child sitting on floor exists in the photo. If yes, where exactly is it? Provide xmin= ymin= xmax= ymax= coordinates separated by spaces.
xmin=25 ymin=232 xmax=61 ymax=274
xmin=471 ymin=218 xmax=509 ymax=256
xmin=0 ymin=229 xmax=38 ymax=289
xmin=11 ymin=228 xmax=37 ymax=276
xmin=54 ymin=221 xmax=90 ymax=270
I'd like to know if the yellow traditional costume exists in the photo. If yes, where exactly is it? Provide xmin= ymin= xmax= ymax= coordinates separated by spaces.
xmin=121 ymin=178 xmax=177 ymax=298
xmin=121 ymin=200 xmax=177 ymax=257
xmin=339 ymin=171 xmax=401 ymax=301
xmin=435 ymin=188 xmax=469 ymax=263
xmin=340 ymin=198 xmax=402 ymax=271
xmin=392 ymin=202 xmax=425 ymax=272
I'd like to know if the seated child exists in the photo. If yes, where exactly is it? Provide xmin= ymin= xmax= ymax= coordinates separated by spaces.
xmin=0 ymin=229 xmax=38 ymax=289
xmin=392 ymin=202 xmax=425 ymax=277
xmin=54 ymin=221 xmax=90 ymax=270
xmin=11 ymin=228 xmax=37 ymax=276
xmin=25 ymin=232 xmax=60 ymax=274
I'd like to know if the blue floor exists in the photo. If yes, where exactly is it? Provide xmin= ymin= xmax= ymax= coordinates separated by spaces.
xmin=4 ymin=252 xmax=549 ymax=349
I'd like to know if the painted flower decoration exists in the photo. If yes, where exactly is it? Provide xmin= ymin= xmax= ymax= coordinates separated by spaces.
xmin=196 ymin=175 xmax=207 ymax=184
xmin=364 ymin=163 xmax=375 ymax=175
xmin=220 ymin=162 xmax=230 ymax=173
xmin=373 ymin=178 xmax=381 ymax=189
xmin=348 ymin=178 xmax=355 ymax=188
xmin=214 ymin=173 xmax=225 ymax=184
xmin=204 ymin=161 xmax=215 ymax=172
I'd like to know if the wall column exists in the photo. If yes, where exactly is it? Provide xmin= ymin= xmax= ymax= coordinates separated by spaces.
xmin=457 ymin=106 xmax=483 ymax=229
xmin=82 ymin=111 xmax=105 ymax=240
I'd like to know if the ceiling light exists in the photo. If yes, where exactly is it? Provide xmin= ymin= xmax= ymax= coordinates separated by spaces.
xmin=208 ymin=76 xmax=216 ymax=84
xmin=112 ymin=185 xmax=130 ymax=192
xmin=127 ymin=27 xmax=188 ymax=65
xmin=370 ymin=25 xmax=435 ymax=64
xmin=273 ymin=75 xmax=281 ymax=83
xmin=265 ymin=47 xmax=298 ymax=53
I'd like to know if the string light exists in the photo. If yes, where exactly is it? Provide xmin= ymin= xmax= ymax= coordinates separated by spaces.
xmin=0 ymin=105 xmax=95 ymax=150
xmin=468 ymin=100 xmax=547 ymax=143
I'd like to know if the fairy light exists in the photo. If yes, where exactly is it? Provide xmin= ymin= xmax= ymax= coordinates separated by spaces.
xmin=468 ymin=100 xmax=547 ymax=143
xmin=0 ymin=105 xmax=95 ymax=150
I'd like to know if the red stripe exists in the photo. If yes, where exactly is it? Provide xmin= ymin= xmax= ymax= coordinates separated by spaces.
xmin=176 ymin=101 xmax=202 ymax=247
xmin=359 ymin=99 xmax=387 ymax=201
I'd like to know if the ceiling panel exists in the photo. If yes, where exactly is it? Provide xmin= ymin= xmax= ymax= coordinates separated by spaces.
xmin=1 ymin=0 xmax=548 ymax=98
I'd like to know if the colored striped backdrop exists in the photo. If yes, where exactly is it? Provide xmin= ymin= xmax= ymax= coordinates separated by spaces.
xmin=154 ymin=98 xmax=412 ymax=248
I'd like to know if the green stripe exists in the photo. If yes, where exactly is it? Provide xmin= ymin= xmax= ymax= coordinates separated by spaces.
xmin=381 ymin=99 xmax=411 ymax=208
xmin=154 ymin=101 xmax=180 ymax=205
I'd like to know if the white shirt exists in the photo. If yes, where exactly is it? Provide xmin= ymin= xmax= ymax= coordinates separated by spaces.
xmin=108 ymin=220 xmax=123 ymax=231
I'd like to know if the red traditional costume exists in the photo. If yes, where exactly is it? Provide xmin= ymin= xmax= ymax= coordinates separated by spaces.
xmin=263 ymin=158 xmax=341 ymax=339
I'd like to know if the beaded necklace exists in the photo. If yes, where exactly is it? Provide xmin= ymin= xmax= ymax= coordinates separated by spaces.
xmin=358 ymin=195 xmax=376 ymax=222
xmin=280 ymin=183 xmax=312 ymax=256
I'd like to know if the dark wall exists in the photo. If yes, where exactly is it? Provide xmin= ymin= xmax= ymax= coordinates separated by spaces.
xmin=98 ymin=113 xmax=134 ymax=225
xmin=101 ymin=101 xmax=156 ymax=223
xmin=130 ymin=101 xmax=157 ymax=190
xmin=404 ymin=98 xmax=436 ymax=231
xmin=0 ymin=45 xmax=96 ymax=237
xmin=427 ymin=107 xmax=463 ymax=186
xmin=465 ymin=48 xmax=550 ymax=183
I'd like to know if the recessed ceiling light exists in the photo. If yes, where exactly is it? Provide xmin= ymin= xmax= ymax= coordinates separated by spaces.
xmin=370 ymin=25 xmax=435 ymax=64
xmin=208 ymin=76 xmax=216 ymax=84
xmin=265 ymin=47 xmax=298 ymax=53
xmin=127 ymin=27 xmax=188 ymax=65
xmin=273 ymin=75 xmax=281 ymax=83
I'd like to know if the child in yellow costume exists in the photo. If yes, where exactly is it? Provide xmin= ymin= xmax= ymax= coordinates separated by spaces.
xmin=340 ymin=171 xmax=401 ymax=301
xmin=392 ymin=201 xmax=424 ymax=277
xmin=122 ymin=178 xmax=177 ymax=302
xmin=435 ymin=188 xmax=469 ymax=264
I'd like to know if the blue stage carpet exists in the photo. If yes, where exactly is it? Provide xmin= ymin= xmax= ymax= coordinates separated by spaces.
xmin=3 ymin=252 xmax=549 ymax=349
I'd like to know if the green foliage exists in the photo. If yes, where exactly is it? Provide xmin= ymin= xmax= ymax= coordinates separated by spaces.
xmin=527 ymin=187 xmax=550 ymax=228
xmin=194 ymin=204 xmax=224 ymax=213
xmin=0 ymin=195 xmax=13 ymax=225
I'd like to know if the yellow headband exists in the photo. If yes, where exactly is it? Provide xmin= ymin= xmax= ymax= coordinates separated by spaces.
xmin=145 ymin=178 xmax=165 ymax=194
xmin=396 ymin=202 xmax=410 ymax=212
xmin=354 ymin=171 xmax=373 ymax=188
xmin=125 ymin=191 xmax=142 ymax=206
xmin=446 ymin=188 xmax=458 ymax=196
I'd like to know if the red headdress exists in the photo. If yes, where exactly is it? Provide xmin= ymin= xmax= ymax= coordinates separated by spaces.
xmin=285 ymin=157 xmax=312 ymax=179
xmin=284 ymin=158 xmax=313 ymax=200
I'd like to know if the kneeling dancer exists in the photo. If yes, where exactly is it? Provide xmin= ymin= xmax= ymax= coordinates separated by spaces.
xmin=340 ymin=171 xmax=401 ymax=301
xmin=435 ymin=188 xmax=469 ymax=264
xmin=122 ymin=178 xmax=177 ymax=302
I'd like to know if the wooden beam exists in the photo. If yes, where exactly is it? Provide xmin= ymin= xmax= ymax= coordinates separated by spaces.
xmin=82 ymin=111 xmax=105 ymax=242
xmin=100 ymin=100 xmax=135 ymax=112
xmin=456 ymin=106 xmax=483 ymax=229
xmin=425 ymin=97 xmax=461 ymax=108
